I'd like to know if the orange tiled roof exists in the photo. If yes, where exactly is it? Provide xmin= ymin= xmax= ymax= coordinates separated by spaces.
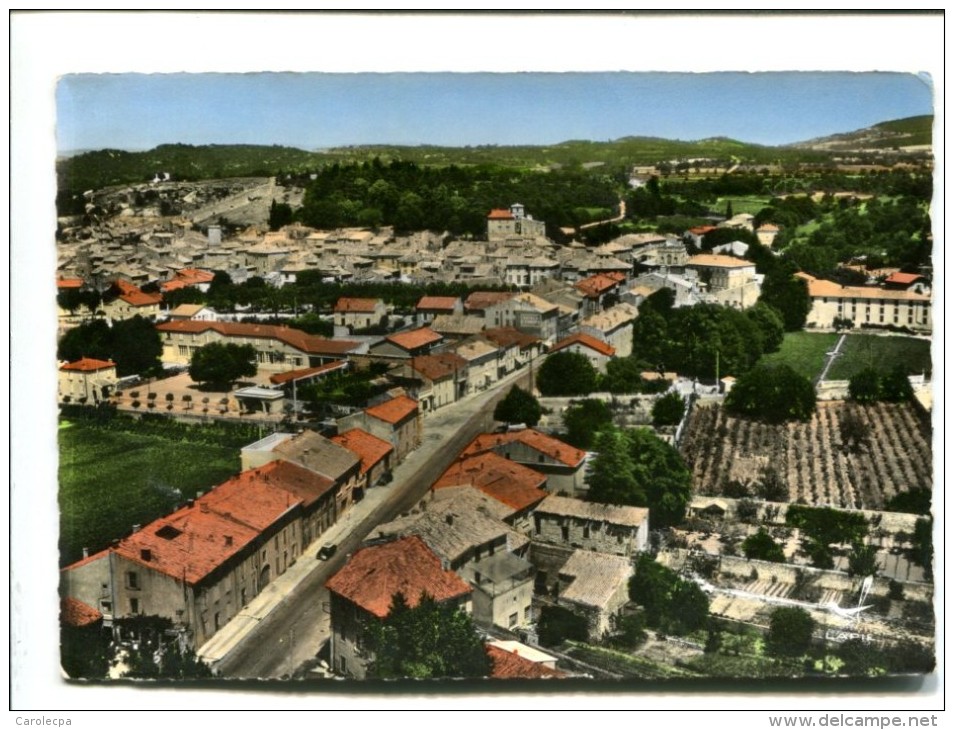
xmin=806 ymin=278 xmax=930 ymax=302
xmin=56 ymin=278 xmax=84 ymax=289
xmin=884 ymin=272 xmax=925 ymax=286
xmin=120 ymin=289 xmax=163 ymax=307
xmin=175 ymin=268 xmax=215 ymax=284
xmin=160 ymin=279 xmax=188 ymax=293
xmin=487 ymin=645 xmax=565 ymax=679
xmin=61 ymin=597 xmax=103 ymax=628
xmin=416 ymin=296 xmax=460 ymax=312
xmin=688 ymin=225 xmax=717 ymax=236
xmin=332 ymin=428 xmax=393 ymax=475
xmin=155 ymin=320 xmax=362 ymax=356
xmin=462 ymin=429 xmax=586 ymax=468
xmin=269 ymin=361 xmax=348 ymax=385
xmin=325 ymin=535 xmax=472 ymax=619
xmin=487 ymin=209 xmax=514 ymax=220
xmin=434 ymin=452 xmax=547 ymax=512
xmin=549 ymin=333 xmax=615 ymax=358
xmin=366 ymin=395 xmax=419 ymax=425
xmin=687 ymin=254 xmax=755 ymax=269
xmin=334 ymin=297 xmax=382 ymax=313
xmin=385 ymin=327 xmax=442 ymax=352
xmin=60 ymin=357 xmax=116 ymax=372
xmin=575 ymin=273 xmax=622 ymax=298
xmin=408 ymin=353 xmax=468 ymax=382
xmin=464 ymin=291 xmax=514 ymax=312
xmin=481 ymin=327 xmax=541 ymax=350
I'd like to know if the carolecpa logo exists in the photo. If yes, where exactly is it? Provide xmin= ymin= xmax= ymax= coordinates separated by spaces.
xmin=16 ymin=719 xmax=72 ymax=726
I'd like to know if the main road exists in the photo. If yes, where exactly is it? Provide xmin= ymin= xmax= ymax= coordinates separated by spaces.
xmin=214 ymin=367 xmax=532 ymax=679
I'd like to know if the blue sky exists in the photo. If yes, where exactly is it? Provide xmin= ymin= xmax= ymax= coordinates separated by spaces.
xmin=56 ymin=71 xmax=934 ymax=154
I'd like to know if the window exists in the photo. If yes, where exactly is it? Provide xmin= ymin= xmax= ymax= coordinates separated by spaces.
xmin=561 ymin=525 xmax=569 ymax=541
xmin=130 ymin=598 xmax=140 ymax=614
xmin=524 ymin=606 xmax=532 ymax=621
xmin=126 ymin=571 xmax=140 ymax=590
xmin=509 ymin=613 xmax=519 ymax=628
xmin=583 ymin=524 xmax=590 ymax=539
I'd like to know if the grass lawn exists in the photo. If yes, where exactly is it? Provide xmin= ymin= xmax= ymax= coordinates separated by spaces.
xmin=715 ymin=196 xmax=770 ymax=216
xmin=826 ymin=334 xmax=933 ymax=380
xmin=757 ymin=331 xmax=839 ymax=381
xmin=59 ymin=421 xmax=241 ymax=567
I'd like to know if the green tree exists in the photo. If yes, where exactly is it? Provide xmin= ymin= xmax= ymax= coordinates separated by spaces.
xmin=114 ymin=615 xmax=213 ymax=679
xmin=912 ymin=517 xmax=933 ymax=580
xmin=760 ymin=268 xmax=811 ymax=331
xmin=847 ymin=541 xmax=879 ymax=577
xmin=848 ymin=367 xmax=882 ymax=403
xmin=268 ymin=200 xmax=294 ymax=231
xmin=57 ymin=318 xmax=112 ymax=363
xmin=562 ymin=398 xmax=613 ymax=449
xmin=651 ymin=391 xmax=685 ymax=427
xmin=667 ymin=580 xmax=710 ymax=635
xmin=745 ymin=302 xmax=785 ymax=354
xmin=628 ymin=554 xmax=709 ymax=636
xmin=110 ymin=316 xmax=164 ymax=377
xmin=741 ymin=528 xmax=786 ymax=563
xmin=362 ymin=592 xmax=491 ymax=679
xmin=880 ymin=365 xmax=914 ymax=403
xmin=588 ymin=427 xmax=692 ymax=529
xmin=765 ymin=607 xmax=815 ymax=658
xmin=725 ymin=363 xmax=816 ymax=423
xmin=60 ymin=623 xmax=111 ymax=679
xmin=189 ymin=342 xmax=257 ymax=389
xmin=537 ymin=604 xmax=590 ymax=647
xmin=536 ymin=351 xmax=599 ymax=396
xmin=493 ymin=386 xmax=542 ymax=427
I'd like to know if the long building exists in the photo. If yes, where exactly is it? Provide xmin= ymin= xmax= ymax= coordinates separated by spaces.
xmin=800 ymin=273 xmax=932 ymax=332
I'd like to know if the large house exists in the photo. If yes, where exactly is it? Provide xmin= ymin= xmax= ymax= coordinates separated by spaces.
xmin=685 ymin=254 xmax=761 ymax=309
xmin=800 ymin=273 xmax=932 ymax=332
xmin=325 ymin=535 xmax=474 ymax=679
xmin=532 ymin=495 xmax=650 ymax=557
xmin=338 ymin=394 xmax=422 ymax=462
xmin=61 ymin=460 xmax=345 ymax=652
xmin=58 ymin=357 xmax=118 ymax=404
xmin=548 ymin=332 xmax=616 ymax=373
xmin=333 ymin=297 xmax=387 ymax=332
xmin=486 ymin=203 xmax=547 ymax=242
xmin=155 ymin=320 xmax=365 ymax=370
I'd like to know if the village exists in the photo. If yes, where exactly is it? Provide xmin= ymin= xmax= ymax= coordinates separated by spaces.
xmin=54 ymin=170 xmax=936 ymax=683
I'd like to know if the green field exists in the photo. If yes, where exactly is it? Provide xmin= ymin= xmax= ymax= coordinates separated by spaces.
xmin=827 ymin=334 xmax=933 ymax=380
xmin=758 ymin=331 xmax=839 ymax=380
xmin=715 ymin=196 xmax=770 ymax=216
xmin=59 ymin=421 xmax=241 ymax=567
xmin=757 ymin=332 xmax=932 ymax=382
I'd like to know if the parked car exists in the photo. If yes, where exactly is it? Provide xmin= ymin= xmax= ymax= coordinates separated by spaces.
xmin=317 ymin=544 xmax=337 ymax=560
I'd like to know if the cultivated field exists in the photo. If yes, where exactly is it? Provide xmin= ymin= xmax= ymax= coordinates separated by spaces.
xmin=679 ymin=401 xmax=932 ymax=511
xmin=58 ymin=420 xmax=241 ymax=567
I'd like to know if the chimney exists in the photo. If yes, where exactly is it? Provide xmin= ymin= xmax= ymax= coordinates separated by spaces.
xmin=186 ymin=499 xmax=195 ymax=508
xmin=197 ymin=491 xmax=204 ymax=498
xmin=82 ymin=547 xmax=89 ymax=559
xmin=140 ymin=548 xmax=152 ymax=562
xmin=132 ymin=524 xmax=141 ymax=533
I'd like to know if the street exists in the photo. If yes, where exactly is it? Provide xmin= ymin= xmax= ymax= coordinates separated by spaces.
xmin=213 ymin=368 xmax=531 ymax=678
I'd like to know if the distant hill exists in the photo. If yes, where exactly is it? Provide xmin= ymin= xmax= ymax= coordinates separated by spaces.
xmin=787 ymin=115 xmax=933 ymax=152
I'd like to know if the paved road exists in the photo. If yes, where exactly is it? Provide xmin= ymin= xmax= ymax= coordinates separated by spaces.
xmin=213 ymin=368 xmax=531 ymax=678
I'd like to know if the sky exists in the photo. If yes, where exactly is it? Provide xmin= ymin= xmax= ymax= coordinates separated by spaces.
xmin=55 ymin=71 xmax=934 ymax=154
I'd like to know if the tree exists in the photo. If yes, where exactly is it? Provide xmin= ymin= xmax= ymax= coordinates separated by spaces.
xmin=538 ymin=604 xmax=590 ymax=647
xmin=765 ymin=607 xmax=815 ymax=658
xmin=847 ymin=541 xmax=879 ymax=577
xmin=493 ymin=386 xmax=542 ymax=427
xmin=114 ymin=615 xmax=212 ymax=679
xmin=725 ymin=363 xmax=816 ymax=423
xmin=880 ymin=365 xmax=914 ymax=403
xmin=839 ymin=408 xmax=870 ymax=452
xmin=667 ymin=579 xmax=710 ymax=635
xmin=848 ymin=367 xmax=882 ymax=403
xmin=362 ymin=592 xmax=491 ymax=679
xmin=588 ymin=427 xmax=692 ymax=529
xmin=742 ymin=528 xmax=786 ymax=563
xmin=57 ymin=318 xmax=112 ymax=363
xmin=562 ymin=398 xmax=613 ymax=449
xmin=536 ymin=351 xmax=598 ymax=396
xmin=268 ymin=200 xmax=294 ymax=231
xmin=60 ymin=623 xmax=111 ymax=679
xmin=189 ymin=342 xmax=257 ymax=389
xmin=56 ymin=315 xmax=162 ymax=377
xmin=628 ymin=554 xmax=709 ymax=636
xmin=651 ymin=391 xmax=685 ymax=427
xmin=760 ymin=268 xmax=811 ymax=331
xmin=745 ymin=302 xmax=786 ymax=354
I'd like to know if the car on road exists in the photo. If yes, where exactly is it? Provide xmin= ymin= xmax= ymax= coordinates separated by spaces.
xmin=317 ymin=544 xmax=337 ymax=560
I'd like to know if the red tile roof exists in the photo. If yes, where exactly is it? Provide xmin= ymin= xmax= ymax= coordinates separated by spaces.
xmin=61 ymin=597 xmax=103 ymax=628
xmin=884 ymin=272 xmax=926 ymax=286
xmin=56 ymin=278 xmax=84 ymax=289
xmin=487 ymin=645 xmax=565 ymax=679
xmin=481 ymin=327 xmax=541 ymax=350
xmin=366 ymin=395 xmax=419 ymax=425
xmin=332 ymin=429 xmax=393 ymax=475
xmin=575 ymin=273 xmax=622 ymax=298
xmin=687 ymin=254 xmax=755 ymax=269
xmin=269 ymin=360 xmax=348 ymax=385
xmin=155 ymin=320 xmax=362 ymax=356
xmin=60 ymin=357 xmax=117 ymax=372
xmin=408 ymin=353 xmax=468 ymax=382
xmin=462 ymin=429 xmax=586 ymax=468
xmin=334 ymin=297 xmax=382 ymax=313
xmin=688 ymin=225 xmax=717 ymax=236
xmin=175 ymin=268 xmax=215 ymax=284
xmin=434 ymin=452 xmax=547 ymax=512
xmin=487 ymin=209 xmax=514 ymax=220
xmin=464 ymin=291 xmax=514 ymax=313
xmin=549 ymin=333 xmax=615 ymax=358
xmin=160 ymin=279 xmax=188 ymax=293
xmin=113 ymin=279 xmax=163 ymax=307
xmin=416 ymin=296 xmax=460 ymax=312
xmin=805 ymin=278 xmax=930 ymax=302
xmin=385 ymin=327 xmax=442 ymax=352
xmin=246 ymin=460 xmax=336 ymax=509
xmin=325 ymin=535 xmax=472 ymax=619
